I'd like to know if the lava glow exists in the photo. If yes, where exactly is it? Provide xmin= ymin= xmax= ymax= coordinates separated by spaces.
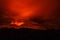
xmin=10 ymin=21 xmax=24 ymax=26
xmin=0 ymin=0 xmax=59 ymax=30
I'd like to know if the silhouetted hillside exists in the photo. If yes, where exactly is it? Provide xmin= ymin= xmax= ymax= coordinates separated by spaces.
xmin=0 ymin=28 xmax=60 ymax=40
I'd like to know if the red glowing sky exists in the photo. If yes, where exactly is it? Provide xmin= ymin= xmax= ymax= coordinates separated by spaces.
xmin=0 ymin=0 xmax=59 ymax=30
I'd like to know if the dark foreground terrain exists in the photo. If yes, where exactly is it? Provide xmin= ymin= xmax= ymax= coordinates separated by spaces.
xmin=0 ymin=28 xmax=60 ymax=40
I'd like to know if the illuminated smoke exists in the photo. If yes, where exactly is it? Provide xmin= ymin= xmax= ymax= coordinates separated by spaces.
xmin=0 ymin=0 xmax=59 ymax=30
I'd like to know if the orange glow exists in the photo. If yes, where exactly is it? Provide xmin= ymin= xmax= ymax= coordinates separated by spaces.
xmin=10 ymin=21 xmax=24 ymax=26
xmin=0 ymin=0 xmax=59 ymax=30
